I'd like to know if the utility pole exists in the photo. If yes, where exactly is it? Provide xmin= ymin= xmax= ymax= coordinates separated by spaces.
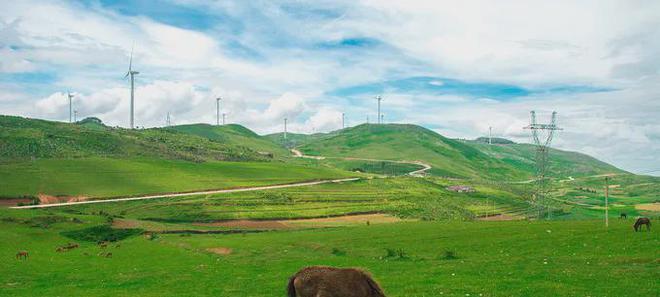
xmin=67 ymin=92 xmax=74 ymax=123
xmin=605 ymin=176 xmax=609 ymax=228
xmin=222 ymin=113 xmax=226 ymax=125
xmin=489 ymin=126 xmax=492 ymax=145
xmin=524 ymin=111 xmax=562 ymax=219
xmin=375 ymin=95 xmax=382 ymax=124
xmin=216 ymin=97 xmax=221 ymax=126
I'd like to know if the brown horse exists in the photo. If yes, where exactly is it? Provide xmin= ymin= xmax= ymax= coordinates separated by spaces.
xmin=634 ymin=217 xmax=651 ymax=232
xmin=287 ymin=266 xmax=386 ymax=297
xmin=16 ymin=250 xmax=28 ymax=260
xmin=620 ymin=213 xmax=627 ymax=219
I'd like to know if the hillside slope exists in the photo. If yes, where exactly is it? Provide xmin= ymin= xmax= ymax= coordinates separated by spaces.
xmin=297 ymin=124 xmax=528 ymax=179
xmin=170 ymin=124 xmax=288 ymax=157
xmin=465 ymin=140 xmax=625 ymax=177
xmin=296 ymin=124 xmax=624 ymax=180
xmin=0 ymin=116 xmax=270 ymax=162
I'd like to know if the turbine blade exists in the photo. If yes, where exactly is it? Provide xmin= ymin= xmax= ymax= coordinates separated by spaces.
xmin=128 ymin=47 xmax=133 ymax=72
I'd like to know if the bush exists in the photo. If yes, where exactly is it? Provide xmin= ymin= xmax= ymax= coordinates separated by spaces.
xmin=382 ymin=248 xmax=409 ymax=260
xmin=331 ymin=248 xmax=346 ymax=256
xmin=441 ymin=250 xmax=458 ymax=260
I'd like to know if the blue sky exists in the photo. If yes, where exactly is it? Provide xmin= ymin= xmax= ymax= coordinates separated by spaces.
xmin=1 ymin=0 xmax=659 ymax=174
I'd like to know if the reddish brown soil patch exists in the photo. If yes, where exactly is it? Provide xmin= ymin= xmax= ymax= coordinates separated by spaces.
xmin=0 ymin=199 xmax=32 ymax=207
xmin=38 ymin=194 xmax=88 ymax=204
xmin=195 ymin=214 xmax=401 ymax=230
xmin=195 ymin=220 xmax=290 ymax=229
xmin=478 ymin=214 xmax=518 ymax=221
xmin=112 ymin=219 xmax=139 ymax=229
xmin=206 ymin=247 xmax=232 ymax=255
xmin=636 ymin=203 xmax=660 ymax=212
xmin=290 ymin=214 xmax=400 ymax=224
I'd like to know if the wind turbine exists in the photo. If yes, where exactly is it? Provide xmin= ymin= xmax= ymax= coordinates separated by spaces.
xmin=216 ymin=97 xmax=222 ymax=126
xmin=375 ymin=95 xmax=382 ymax=124
xmin=124 ymin=48 xmax=139 ymax=129
xmin=67 ymin=92 xmax=74 ymax=123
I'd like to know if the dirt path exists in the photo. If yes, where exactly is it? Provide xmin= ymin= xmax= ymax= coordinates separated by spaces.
xmin=10 ymin=178 xmax=360 ymax=209
xmin=291 ymin=149 xmax=432 ymax=176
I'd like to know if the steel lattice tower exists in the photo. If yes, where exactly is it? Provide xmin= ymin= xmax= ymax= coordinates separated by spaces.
xmin=524 ymin=111 xmax=562 ymax=219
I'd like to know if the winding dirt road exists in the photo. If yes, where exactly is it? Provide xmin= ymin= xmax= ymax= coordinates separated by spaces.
xmin=290 ymin=149 xmax=432 ymax=176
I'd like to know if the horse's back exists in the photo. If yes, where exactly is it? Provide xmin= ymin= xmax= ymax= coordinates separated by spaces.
xmin=291 ymin=266 xmax=383 ymax=297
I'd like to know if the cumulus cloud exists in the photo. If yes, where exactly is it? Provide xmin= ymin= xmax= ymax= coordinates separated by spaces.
xmin=0 ymin=0 xmax=659 ymax=174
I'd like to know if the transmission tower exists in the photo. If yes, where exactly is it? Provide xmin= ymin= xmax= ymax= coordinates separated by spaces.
xmin=524 ymin=111 xmax=562 ymax=219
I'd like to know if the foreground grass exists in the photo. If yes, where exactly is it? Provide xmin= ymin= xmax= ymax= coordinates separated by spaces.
xmin=0 ymin=157 xmax=353 ymax=198
xmin=0 ymin=215 xmax=657 ymax=296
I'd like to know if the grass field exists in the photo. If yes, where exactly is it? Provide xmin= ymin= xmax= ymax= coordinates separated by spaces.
xmin=1 ymin=208 xmax=657 ymax=296
xmin=0 ymin=157 xmax=354 ymax=199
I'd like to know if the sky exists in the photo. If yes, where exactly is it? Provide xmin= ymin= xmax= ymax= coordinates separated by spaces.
xmin=0 ymin=0 xmax=659 ymax=175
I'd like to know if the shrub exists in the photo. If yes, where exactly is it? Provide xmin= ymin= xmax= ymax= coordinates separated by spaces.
xmin=441 ymin=250 xmax=458 ymax=260
xmin=331 ymin=248 xmax=346 ymax=256
xmin=382 ymin=248 xmax=409 ymax=260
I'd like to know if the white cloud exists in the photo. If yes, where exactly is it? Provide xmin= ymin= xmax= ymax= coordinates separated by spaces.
xmin=0 ymin=0 xmax=659 ymax=174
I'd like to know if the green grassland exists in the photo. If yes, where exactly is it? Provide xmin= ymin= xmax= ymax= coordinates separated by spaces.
xmin=0 ymin=157 xmax=353 ymax=199
xmin=40 ymin=177 xmax=527 ymax=225
xmin=0 ymin=206 xmax=657 ymax=296
xmin=0 ymin=115 xmax=274 ymax=162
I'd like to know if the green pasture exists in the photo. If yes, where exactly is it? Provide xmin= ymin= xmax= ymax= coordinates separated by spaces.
xmin=0 ymin=157 xmax=353 ymax=198
xmin=0 ymin=209 xmax=657 ymax=296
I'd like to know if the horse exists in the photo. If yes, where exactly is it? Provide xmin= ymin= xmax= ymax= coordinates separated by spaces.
xmin=287 ymin=266 xmax=386 ymax=297
xmin=16 ymin=251 xmax=28 ymax=260
xmin=620 ymin=213 xmax=627 ymax=219
xmin=634 ymin=217 xmax=651 ymax=232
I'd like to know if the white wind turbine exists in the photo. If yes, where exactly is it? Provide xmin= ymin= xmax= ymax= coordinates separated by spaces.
xmin=124 ymin=48 xmax=139 ymax=129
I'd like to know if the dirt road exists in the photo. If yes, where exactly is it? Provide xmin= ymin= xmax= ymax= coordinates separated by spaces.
xmin=291 ymin=149 xmax=432 ymax=176
xmin=10 ymin=178 xmax=360 ymax=209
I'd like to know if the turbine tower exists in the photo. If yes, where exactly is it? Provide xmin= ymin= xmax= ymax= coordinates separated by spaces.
xmin=342 ymin=113 xmax=345 ymax=129
xmin=284 ymin=118 xmax=288 ymax=140
xmin=524 ymin=111 xmax=562 ymax=219
xmin=216 ymin=97 xmax=222 ymax=126
xmin=124 ymin=48 xmax=139 ymax=129
xmin=74 ymin=110 xmax=78 ymax=122
xmin=375 ymin=95 xmax=382 ymax=124
xmin=222 ymin=113 xmax=226 ymax=125
xmin=489 ymin=126 xmax=492 ymax=145
xmin=67 ymin=92 xmax=74 ymax=123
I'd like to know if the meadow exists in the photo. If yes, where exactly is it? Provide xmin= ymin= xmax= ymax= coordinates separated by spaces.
xmin=1 ymin=207 xmax=657 ymax=296
xmin=0 ymin=157 xmax=353 ymax=199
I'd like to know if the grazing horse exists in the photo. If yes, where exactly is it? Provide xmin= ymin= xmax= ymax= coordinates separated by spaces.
xmin=620 ymin=213 xmax=627 ymax=219
xmin=634 ymin=217 xmax=651 ymax=232
xmin=288 ymin=266 xmax=386 ymax=297
xmin=16 ymin=251 xmax=28 ymax=260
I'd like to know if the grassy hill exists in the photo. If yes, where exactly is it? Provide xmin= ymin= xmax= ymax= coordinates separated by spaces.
xmin=170 ymin=123 xmax=288 ymax=158
xmin=297 ymin=124 xmax=529 ymax=179
xmin=295 ymin=124 xmax=625 ymax=180
xmin=264 ymin=131 xmax=328 ymax=148
xmin=0 ymin=115 xmax=270 ymax=162
xmin=465 ymin=140 xmax=625 ymax=177
xmin=0 ymin=116 xmax=354 ymax=199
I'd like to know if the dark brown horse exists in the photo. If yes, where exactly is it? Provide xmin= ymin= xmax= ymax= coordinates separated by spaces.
xmin=620 ymin=213 xmax=627 ymax=219
xmin=287 ymin=266 xmax=386 ymax=297
xmin=16 ymin=250 xmax=28 ymax=260
xmin=634 ymin=217 xmax=651 ymax=232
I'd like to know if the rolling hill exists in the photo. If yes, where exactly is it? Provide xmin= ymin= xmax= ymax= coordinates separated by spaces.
xmin=0 ymin=115 xmax=271 ymax=162
xmin=294 ymin=124 xmax=625 ymax=180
